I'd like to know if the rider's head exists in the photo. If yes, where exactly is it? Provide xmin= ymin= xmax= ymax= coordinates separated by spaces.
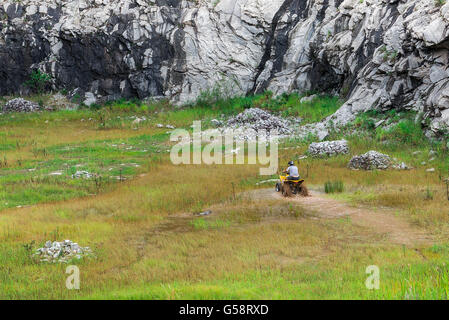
xmin=288 ymin=161 xmax=294 ymax=166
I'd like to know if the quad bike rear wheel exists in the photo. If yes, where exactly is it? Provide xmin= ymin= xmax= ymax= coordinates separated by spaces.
xmin=291 ymin=186 xmax=298 ymax=195
xmin=298 ymin=184 xmax=309 ymax=197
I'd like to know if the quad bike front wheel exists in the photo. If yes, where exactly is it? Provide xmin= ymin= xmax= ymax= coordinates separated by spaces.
xmin=275 ymin=182 xmax=281 ymax=192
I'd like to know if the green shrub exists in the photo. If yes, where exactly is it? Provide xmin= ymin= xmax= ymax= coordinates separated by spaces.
xmin=24 ymin=69 xmax=52 ymax=94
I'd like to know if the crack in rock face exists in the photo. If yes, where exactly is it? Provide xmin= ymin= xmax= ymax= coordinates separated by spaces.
xmin=0 ymin=0 xmax=448 ymax=133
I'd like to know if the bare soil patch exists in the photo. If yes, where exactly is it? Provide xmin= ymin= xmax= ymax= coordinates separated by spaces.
xmin=247 ymin=188 xmax=433 ymax=246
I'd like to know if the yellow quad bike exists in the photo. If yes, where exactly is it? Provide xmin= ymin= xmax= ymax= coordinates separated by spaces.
xmin=275 ymin=175 xmax=309 ymax=197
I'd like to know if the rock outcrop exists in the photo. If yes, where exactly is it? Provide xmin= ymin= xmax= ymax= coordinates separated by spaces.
xmin=1 ymin=0 xmax=448 ymax=133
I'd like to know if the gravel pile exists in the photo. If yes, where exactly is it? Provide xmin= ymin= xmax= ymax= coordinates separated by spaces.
xmin=348 ymin=151 xmax=391 ymax=170
xmin=308 ymin=140 xmax=349 ymax=157
xmin=33 ymin=240 xmax=92 ymax=263
xmin=3 ymin=98 xmax=41 ymax=112
xmin=227 ymin=108 xmax=292 ymax=135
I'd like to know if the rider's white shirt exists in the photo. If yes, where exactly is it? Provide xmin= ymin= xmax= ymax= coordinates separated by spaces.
xmin=287 ymin=166 xmax=299 ymax=177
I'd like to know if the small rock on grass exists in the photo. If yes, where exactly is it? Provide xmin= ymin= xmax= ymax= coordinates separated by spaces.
xmin=300 ymin=94 xmax=318 ymax=103
xmin=391 ymin=162 xmax=410 ymax=170
xmin=72 ymin=171 xmax=93 ymax=179
xmin=374 ymin=120 xmax=385 ymax=128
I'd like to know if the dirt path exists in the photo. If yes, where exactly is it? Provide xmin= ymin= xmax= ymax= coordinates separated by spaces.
xmin=247 ymin=188 xmax=433 ymax=247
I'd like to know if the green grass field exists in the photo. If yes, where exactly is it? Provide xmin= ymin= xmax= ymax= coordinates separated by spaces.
xmin=0 ymin=93 xmax=448 ymax=299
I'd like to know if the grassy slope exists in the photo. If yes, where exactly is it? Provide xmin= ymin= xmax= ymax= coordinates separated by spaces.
xmin=0 ymin=93 xmax=448 ymax=299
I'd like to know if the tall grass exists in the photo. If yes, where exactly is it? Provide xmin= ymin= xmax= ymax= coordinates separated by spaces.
xmin=324 ymin=180 xmax=344 ymax=194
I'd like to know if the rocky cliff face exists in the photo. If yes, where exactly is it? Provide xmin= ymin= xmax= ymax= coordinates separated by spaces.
xmin=1 ymin=0 xmax=448 ymax=134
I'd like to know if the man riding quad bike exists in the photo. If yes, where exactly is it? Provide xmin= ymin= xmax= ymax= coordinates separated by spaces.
xmin=275 ymin=161 xmax=309 ymax=197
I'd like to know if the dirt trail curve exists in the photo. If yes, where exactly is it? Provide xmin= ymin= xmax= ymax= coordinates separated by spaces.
xmin=247 ymin=189 xmax=433 ymax=247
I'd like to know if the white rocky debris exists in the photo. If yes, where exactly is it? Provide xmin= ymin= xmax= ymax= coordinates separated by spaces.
xmin=348 ymin=151 xmax=391 ymax=170
xmin=348 ymin=151 xmax=410 ymax=171
xmin=226 ymin=108 xmax=293 ymax=138
xmin=308 ymin=140 xmax=349 ymax=157
xmin=33 ymin=240 xmax=93 ymax=263
xmin=3 ymin=98 xmax=41 ymax=113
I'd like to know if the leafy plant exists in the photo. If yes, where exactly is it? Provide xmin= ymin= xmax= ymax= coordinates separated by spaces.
xmin=24 ymin=69 xmax=52 ymax=94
